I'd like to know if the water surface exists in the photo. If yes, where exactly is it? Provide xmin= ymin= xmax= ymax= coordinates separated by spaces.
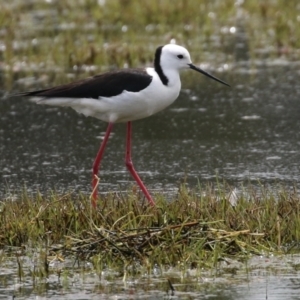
xmin=1 ymin=62 xmax=300 ymax=197
xmin=1 ymin=254 xmax=300 ymax=299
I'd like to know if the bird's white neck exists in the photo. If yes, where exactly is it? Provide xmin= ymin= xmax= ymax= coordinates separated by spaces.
xmin=161 ymin=68 xmax=181 ymax=87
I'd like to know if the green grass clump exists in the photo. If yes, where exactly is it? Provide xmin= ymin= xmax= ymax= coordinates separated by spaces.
xmin=1 ymin=185 xmax=300 ymax=274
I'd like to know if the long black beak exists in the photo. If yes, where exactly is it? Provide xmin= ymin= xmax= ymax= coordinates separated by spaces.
xmin=188 ymin=63 xmax=230 ymax=87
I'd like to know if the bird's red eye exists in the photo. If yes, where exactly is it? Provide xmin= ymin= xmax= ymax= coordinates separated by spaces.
xmin=177 ymin=55 xmax=183 ymax=59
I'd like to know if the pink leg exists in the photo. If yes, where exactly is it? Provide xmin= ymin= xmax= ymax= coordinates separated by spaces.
xmin=125 ymin=122 xmax=155 ymax=206
xmin=91 ymin=122 xmax=113 ymax=208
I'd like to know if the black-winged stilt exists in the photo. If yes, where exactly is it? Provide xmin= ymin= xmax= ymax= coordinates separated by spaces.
xmin=19 ymin=44 xmax=229 ymax=207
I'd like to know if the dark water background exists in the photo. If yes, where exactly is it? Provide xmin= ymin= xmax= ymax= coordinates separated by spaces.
xmin=1 ymin=61 xmax=300 ymax=197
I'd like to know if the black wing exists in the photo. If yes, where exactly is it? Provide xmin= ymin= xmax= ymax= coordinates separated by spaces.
xmin=19 ymin=68 xmax=153 ymax=99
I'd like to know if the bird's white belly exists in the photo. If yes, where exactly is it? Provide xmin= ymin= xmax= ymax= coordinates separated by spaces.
xmin=94 ymin=86 xmax=179 ymax=122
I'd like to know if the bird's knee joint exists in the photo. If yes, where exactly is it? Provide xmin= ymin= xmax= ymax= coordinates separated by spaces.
xmin=125 ymin=159 xmax=133 ymax=169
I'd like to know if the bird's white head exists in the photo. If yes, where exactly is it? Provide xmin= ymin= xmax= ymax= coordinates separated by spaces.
xmin=155 ymin=44 xmax=230 ymax=87
xmin=160 ymin=44 xmax=192 ymax=70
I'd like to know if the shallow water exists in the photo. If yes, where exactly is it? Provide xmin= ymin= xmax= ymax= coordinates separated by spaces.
xmin=1 ymin=254 xmax=300 ymax=299
xmin=1 ymin=61 xmax=300 ymax=197
xmin=1 ymin=2 xmax=300 ymax=299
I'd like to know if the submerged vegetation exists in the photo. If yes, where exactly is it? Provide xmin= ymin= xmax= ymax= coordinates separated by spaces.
xmin=1 ymin=184 xmax=300 ymax=279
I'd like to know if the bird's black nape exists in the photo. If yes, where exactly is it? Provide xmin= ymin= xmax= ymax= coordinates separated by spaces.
xmin=154 ymin=46 xmax=169 ymax=86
